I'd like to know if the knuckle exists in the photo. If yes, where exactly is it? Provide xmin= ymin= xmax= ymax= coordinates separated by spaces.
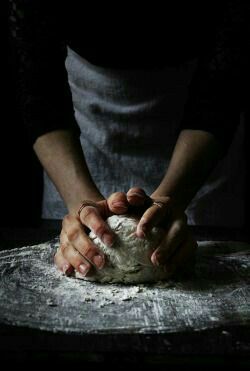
xmin=81 ymin=242 xmax=94 ymax=257
xmin=65 ymin=247 xmax=84 ymax=268
xmin=164 ymin=196 xmax=171 ymax=204
xmin=60 ymin=242 xmax=68 ymax=253
xmin=62 ymin=214 xmax=72 ymax=227
xmin=94 ymin=224 xmax=106 ymax=238
xmin=60 ymin=230 xmax=67 ymax=244
xmin=81 ymin=206 xmax=96 ymax=221
xmin=66 ymin=227 xmax=79 ymax=241
xmin=71 ymin=235 xmax=92 ymax=257
xmin=72 ymin=247 xmax=81 ymax=258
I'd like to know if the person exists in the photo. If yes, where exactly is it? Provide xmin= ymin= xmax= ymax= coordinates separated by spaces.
xmin=9 ymin=1 xmax=248 ymax=278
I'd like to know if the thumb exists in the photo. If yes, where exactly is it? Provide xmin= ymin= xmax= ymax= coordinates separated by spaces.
xmin=107 ymin=192 xmax=129 ymax=215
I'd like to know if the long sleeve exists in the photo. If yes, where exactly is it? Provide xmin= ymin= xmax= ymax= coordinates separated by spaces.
xmin=9 ymin=0 xmax=80 ymax=145
xmin=180 ymin=1 xmax=249 ymax=154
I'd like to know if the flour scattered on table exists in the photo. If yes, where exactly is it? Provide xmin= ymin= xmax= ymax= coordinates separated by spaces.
xmin=0 ymin=238 xmax=249 ymax=334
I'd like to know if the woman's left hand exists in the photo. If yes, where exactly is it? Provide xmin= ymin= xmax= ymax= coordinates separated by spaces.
xmin=126 ymin=187 xmax=197 ymax=278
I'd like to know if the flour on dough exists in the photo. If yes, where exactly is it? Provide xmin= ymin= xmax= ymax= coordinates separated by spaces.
xmin=75 ymin=215 xmax=168 ymax=284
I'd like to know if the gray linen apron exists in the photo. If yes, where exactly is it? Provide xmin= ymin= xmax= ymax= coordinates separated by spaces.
xmin=42 ymin=47 xmax=245 ymax=227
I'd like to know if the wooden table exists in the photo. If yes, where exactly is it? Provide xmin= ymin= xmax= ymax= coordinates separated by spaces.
xmin=0 ymin=221 xmax=249 ymax=367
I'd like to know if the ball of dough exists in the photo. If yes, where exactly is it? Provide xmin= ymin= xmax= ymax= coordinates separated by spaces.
xmin=76 ymin=215 xmax=168 ymax=284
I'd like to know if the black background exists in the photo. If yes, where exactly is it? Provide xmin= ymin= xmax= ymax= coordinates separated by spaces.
xmin=2 ymin=1 xmax=249 ymax=236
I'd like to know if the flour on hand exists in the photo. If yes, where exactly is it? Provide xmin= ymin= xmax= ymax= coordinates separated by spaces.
xmin=75 ymin=215 xmax=168 ymax=283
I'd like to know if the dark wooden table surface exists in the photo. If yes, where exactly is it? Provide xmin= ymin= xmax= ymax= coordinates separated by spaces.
xmin=0 ymin=221 xmax=249 ymax=367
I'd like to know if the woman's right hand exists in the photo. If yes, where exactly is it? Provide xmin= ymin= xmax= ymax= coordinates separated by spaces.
xmin=54 ymin=192 xmax=129 ymax=277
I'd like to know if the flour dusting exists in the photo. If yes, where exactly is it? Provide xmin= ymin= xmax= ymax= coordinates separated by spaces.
xmin=0 ymin=239 xmax=249 ymax=334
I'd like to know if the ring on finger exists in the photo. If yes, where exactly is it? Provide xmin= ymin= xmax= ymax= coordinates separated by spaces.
xmin=77 ymin=200 xmax=98 ymax=217
xmin=152 ymin=200 xmax=166 ymax=208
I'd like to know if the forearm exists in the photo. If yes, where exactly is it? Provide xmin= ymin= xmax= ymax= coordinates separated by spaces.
xmin=33 ymin=130 xmax=104 ymax=214
xmin=151 ymin=129 xmax=222 ymax=211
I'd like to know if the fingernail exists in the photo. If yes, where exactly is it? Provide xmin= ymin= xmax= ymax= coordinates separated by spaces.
xmin=93 ymin=254 xmax=105 ymax=269
xmin=62 ymin=264 xmax=69 ymax=273
xmin=79 ymin=264 xmax=90 ymax=276
xmin=62 ymin=264 xmax=73 ymax=276
xmin=129 ymin=192 xmax=145 ymax=198
xmin=112 ymin=202 xmax=127 ymax=210
xmin=103 ymin=233 xmax=115 ymax=247
xmin=63 ymin=265 xmax=73 ymax=276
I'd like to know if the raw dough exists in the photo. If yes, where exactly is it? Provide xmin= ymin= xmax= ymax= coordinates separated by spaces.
xmin=76 ymin=215 xmax=168 ymax=283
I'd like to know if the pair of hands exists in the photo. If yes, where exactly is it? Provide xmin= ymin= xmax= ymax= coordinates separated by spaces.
xmin=54 ymin=187 xmax=197 ymax=278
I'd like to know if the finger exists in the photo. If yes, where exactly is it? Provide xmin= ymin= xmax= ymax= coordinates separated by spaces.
xmin=136 ymin=197 xmax=171 ymax=238
xmin=68 ymin=229 xmax=105 ymax=270
xmin=54 ymin=246 xmax=74 ymax=275
xmin=61 ymin=242 xmax=93 ymax=277
xmin=161 ymin=233 xmax=197 ymax=278
xmin=64 ymin=211 xmax=114 ymax=248
xmin=61 ymin=225 xmax=105 ymax=271
xmin=107 ymin=192 xmax=129 ymax=214
xmin=151 ymin=216 xmax=188 ymax=266
xmin=126 ymin=187 xmax=148 ymax=206
xmin=60 ymin=228 xmax=94 ymax=276
xmin=80 ymin=206 xmax=116 ymax=246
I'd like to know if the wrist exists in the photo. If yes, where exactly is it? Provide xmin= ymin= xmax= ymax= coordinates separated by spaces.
xmin=66 ymin=190 xmax=105 ymax=215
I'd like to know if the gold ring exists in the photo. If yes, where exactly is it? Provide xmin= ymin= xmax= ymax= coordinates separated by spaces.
xmin=77 ymin=200 xmax=98 ymax=217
